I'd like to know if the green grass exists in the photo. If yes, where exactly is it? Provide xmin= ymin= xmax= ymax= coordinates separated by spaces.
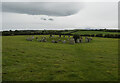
xmin=2 ymin=35 xmax=118 ymax=81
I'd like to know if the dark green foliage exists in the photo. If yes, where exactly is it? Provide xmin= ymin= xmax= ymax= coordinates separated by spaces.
xmin=83 ymin=34 xmax=91 ymax=36
xmin=104 ymin=34 xmax=120 ymax=38
xmin=73 ymin=34 xmax=80 ymax=43
xmin=90 ymin=34 xmax=95 ymax=37
xmin=96 ymin=34 xmax=103 ymax=37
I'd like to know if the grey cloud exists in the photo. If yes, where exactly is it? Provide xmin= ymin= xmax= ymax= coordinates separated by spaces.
xmin=41 ymin=17 xmax=54 ymax=21
xmin=48 ymin=18 xmax=54 ymax=21
xmin=2 ymin=2 xmax=83 ymax=16
xmin=41 ymin=17 xmax=47 ymax=20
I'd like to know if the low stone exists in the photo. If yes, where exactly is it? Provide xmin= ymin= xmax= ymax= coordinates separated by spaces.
xmin=58 ymin=39 xmax=61 ymax=41
xmin=26 ymin=38 xmax=32 ymax=41
xmin=62 ymin=40 xmax=66 ymax=43
xmin=76 ymin=39 xmax=80 ymax=43
xmin=54 ymin=41 xmax=58 ymax=43
xmin=42 ymin=39 xmax=47 ymax=42
xmin=52 ymin=40 xmax=55 ymax=43
xmin=79 ymin=38 xmax=83 ymax=43
xmin=69 ymin=38 xmax=75 ymax=45
xmin=36 ymin=37 xmax=38 ymax=39
xmin=32 ymin=36 xmax=34 ymax=39
xmin=38 ymin=39 xmax=42 ymax=42
xmin=85 ymin=37 xmax=88 ymax=43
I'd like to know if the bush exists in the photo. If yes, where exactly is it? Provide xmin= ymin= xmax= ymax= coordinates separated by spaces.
xmin=83 ymin=34 xmax=91 ymax=36
xmin=96 ymin=34 xmax=103 ymax=37
xmin=73 ymin=34 xmax=80 ymax=43
xmin=104 ymin=34 xmax=120 ymax=38
xmin=90 ymin=34 xmax=95 ymax=37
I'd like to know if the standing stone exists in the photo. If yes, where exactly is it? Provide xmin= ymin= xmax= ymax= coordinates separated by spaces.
xmin=26 ymin=38 xmax=32 ymax=41
xmin=88 ymin=38 xmax=90 ymax=42
xmin=50 ymin=34 xmax=52 ymax=38
xmin=59 ymin=35 xmax=61 ymax=37
xmin=85 ymin=37 xmax=88 ymax=43
xmin=52 ymin=40 xmax=55 ymax=43
xmin=54 ymin=41 xmax=58 ymax=43
xmin=32 ymin=36 xmax=34 ymax=39
xmin=79 ymin=38 xmax=83 ymax=43
xmin=76 ymin=39 xmax=80 ymax=43
xmin=36 ymin=37 xmax=38 ymax=40
xmin=43 ymin=37 xmax=46 ymax=39
xmin=68 ymin=35 xmax=70 ymax=37
xmin=42 ymin=38 xmax=47 ymax=42
xmin=38 ymin=39 xmax=42 ymax=42
xmin=63 ymin=35 xmax=65 ymax=38
xmin=69 ymin=38 xmax=75 ymax=45
xmin=62 ymin=40 xmax=66 ymax=44
xmin=58 ymin=39 xmax=61 ymax=41
xmin=89 ymin=37 xmax=92 ymax=41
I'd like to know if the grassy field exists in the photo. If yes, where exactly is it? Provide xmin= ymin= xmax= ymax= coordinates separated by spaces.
xmin=2 ymin=35 xmax=118 ymax=81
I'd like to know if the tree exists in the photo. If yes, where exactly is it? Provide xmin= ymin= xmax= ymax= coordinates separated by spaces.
xmin=73 ymin=34 xmax=80 ymax=43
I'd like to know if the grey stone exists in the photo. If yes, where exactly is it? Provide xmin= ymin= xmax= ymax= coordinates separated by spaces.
xmin=54 ymin=41 xmax=58 ymax=43
xmin=69 ymin=38 xmax=75 ymax=44
xmin=62 ymin=40 xmax=66 ymax=43
xmin=89 ymin=37 xmax=92 ymax=41
xmin=26 ymin=38 xmax=32 ymax=41
xmin=52 ymin=40 xmax=55 ymax=43
xmin=76 ymin=39 xmax=80 ymax=43
xmin=38 ymin=39 xmax=42 ymax=42
xmin=42 ymin=38 xmax=47 ymax=42
xmin=32 ymin=36 xmax=34 ymax=39
xmin=58 ymin=39 xmax=61 ymax=41
xmin=85 ymin=37 xmax=88 ymax=43
xmin=36 ymin=37 xmax=38 ymax=40
xmin=79 ymin=38 xmax=83 ymax=43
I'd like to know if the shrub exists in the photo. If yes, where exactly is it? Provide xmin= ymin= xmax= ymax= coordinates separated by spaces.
xmin=104 ymin=34 xmax=120 ymax=38
xmin=90 ymin=34 xmax=95 ymax=37
xmin=96 ymin=34 xmax=103 ymax=37
xmin=83 ymin=34 xmax=91 ymax=36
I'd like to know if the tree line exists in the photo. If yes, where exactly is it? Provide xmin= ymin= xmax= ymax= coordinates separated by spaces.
xmin=1 ymin=29 xmax=120 ymax=38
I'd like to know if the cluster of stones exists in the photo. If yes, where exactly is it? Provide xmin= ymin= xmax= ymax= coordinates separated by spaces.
xmin=85 ymin=37 xmax=92 ymax=43
xmin=38 ymin=37 xmax=47 ymax=42
xmin=26 ymin=36 xmax=47 ymax=42
xmin=26 ymin=35 xmax=92 ymax=45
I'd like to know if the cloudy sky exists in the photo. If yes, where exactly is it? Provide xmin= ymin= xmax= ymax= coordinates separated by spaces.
xmin=0 ymin=0 xmax=119 ymax=31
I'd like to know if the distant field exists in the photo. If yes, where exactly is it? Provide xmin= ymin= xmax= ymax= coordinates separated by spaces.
xmin=2 ymin=35 xmax=118 ymax=81
xmin=61 ymin=31 xmax=119 ymax=35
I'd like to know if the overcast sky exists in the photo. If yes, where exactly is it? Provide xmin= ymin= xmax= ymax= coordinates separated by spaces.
xmin=0 ymin=0 xmax=119 ymax=31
